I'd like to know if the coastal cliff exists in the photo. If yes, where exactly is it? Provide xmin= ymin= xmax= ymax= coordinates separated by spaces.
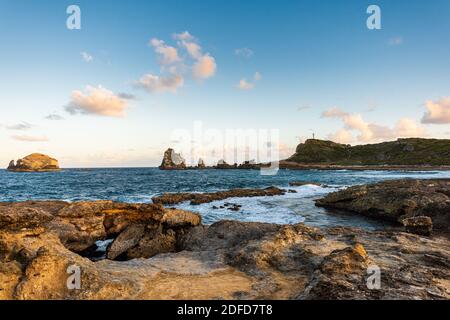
xmin=287 ymin=138 xmax=450 ymax=166
xmin=7 ymin=153 xmax=60 ymax=172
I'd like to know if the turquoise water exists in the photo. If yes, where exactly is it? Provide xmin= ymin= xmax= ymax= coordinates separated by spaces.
xmin=1 ymin=168 xmax=449 ymax=228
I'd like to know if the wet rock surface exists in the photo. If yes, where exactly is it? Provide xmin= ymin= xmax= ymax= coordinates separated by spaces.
xmin=152 ymin=186 xmax=286 ymax=205
xmin=315 ymin=179 xmax=450 ymax=236
xmin=0 ymin=198 xmax=449 ymax=300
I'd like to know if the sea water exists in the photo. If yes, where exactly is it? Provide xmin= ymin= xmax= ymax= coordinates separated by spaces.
xmin=1 ymin=168 xmax=449 ymax=229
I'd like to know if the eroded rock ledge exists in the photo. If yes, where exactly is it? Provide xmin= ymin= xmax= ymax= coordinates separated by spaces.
xmin=1 ymin=200 xmax=449 ymax=300
xmin=152 ymin=186 xmax=286 ymax=205
xmin=315 ymin=179 xmax=450 ymax=236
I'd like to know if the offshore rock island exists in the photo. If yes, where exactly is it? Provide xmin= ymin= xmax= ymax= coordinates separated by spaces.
xmin=7 ymin=153 xmax=60 ymax=172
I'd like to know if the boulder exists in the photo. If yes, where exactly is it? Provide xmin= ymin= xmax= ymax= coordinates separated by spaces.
xmin=159 ymin=148 xmax=186 ymax=170
xmin=402 ymin=216 xmax=433 ymax=236
xmin=7 ymin=153 xmax=60 ymax=172
xmin=315 ymin=179 xmax=450 ymax=235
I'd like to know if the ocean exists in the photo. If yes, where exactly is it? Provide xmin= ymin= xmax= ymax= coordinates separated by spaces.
xmin=1 ymin=168 xmax=450 ymax=229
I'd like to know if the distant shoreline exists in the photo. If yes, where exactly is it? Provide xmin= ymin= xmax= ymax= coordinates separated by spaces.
xmin=2 ymin=164 xmax=450 ymax=171
xmin=278 ymin=161 xmax=450 ymax=171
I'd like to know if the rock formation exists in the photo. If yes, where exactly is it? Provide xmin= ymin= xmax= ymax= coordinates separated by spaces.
xmin=315 ymin=179 xmax=450 ymax=236
xmin=0 ymin=200 xmax=449 ymax=299
xmin=152 ymin=186 xmax=286 ymax=205
xmin=7 ymin=153 xmax=60 ymax=172
xmin=198 ymin=158 xmax=205 ymax=169
xmin=159 ymin=149 xmax=186 ymax=170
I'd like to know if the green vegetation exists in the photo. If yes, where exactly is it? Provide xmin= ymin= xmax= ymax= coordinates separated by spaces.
xmin=287 ymin=138 xmax=450 ymax=165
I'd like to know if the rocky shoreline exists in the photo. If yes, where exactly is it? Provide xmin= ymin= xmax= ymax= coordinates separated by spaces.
xmin=315 ymin=179 xmax=450 ymax=237
xmin=0 ymin=178 xmax=449 ymax=300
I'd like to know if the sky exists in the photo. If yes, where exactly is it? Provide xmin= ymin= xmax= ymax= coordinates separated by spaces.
xmin=0 ymin=0 xmax=449 ymax=167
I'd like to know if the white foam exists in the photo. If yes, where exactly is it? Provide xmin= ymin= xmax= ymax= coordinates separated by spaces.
xmin=173 ymin=184 xmax=339 ymax=225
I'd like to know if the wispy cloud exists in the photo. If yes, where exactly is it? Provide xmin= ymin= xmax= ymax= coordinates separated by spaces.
xmin=118 ymin=93 xmax=137 ymax=100
xmin=81 ymin=51 xmax=94 ymax=62
xmin=234 ymin=47 xmax=254 ymax=58
xmin=237 ymin=72 xmax=262 ymax=90
xmin=45 ymin=114 xmax=64 ymax=120
xmin=297 ymin=105 xmax=312 ymax=111
xmin=5 ymin=122 xmax=33 ymax=130
xmin=11 ymin=134 xmax=48 ymax=142
xmin=388 ymin=36 xmax=403 ymax=46
xmin=135 ymin=74 xmax=184 ymax=93
xmin=65 ymin=85 xmax=129 ymax=117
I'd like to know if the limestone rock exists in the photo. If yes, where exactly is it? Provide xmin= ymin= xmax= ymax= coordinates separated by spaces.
xmin=159 ymin=148 xmax=186 ymax=170
xmin=7 ymin=153 xmax=60 ymax=172
xmin=152 ymin=186 xmax=286 ymax=205
xmin=107 ymin=224 xmax=146 ymax=260
xmin=402 ymin=216 xmax=433 ymax=236
xmin=315 ymin=179 xmax=450 ymax=235
xmin=198 ymin=158 xmax=205 ymax=168
xmin=1 ymin=200 xmax=449 ymax=300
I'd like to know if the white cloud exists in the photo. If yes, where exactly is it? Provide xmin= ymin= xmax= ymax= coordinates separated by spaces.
xmin=81 ymin=51 xmax=94 ymax=62
xmin=11 ymin=135 xmax=48 ymax=142
xmin=322 ymin=107 xmax=426 ymax=143
xmin=150 ymin=38 xmax=181 ymax=65
xmin=237 ymin=72 xmax=262 ymax=90
xmin=173 ymin=31 xmax=217 ymax=79
xmin=137 ymin=31 xmax=217 ymax=95
xmin=136 ymin=73 xmax=184 ymax=93
xmin=421 ymin=97 xmax=450 ymax=124
xmin=234 ymin=47 xmax=254 ymax=58
xmin=328 ymin=129 xmax=354 ymax=144
xmin=65 ymin=85 xmax=129 ymax=117
xmin=237 ymin=79 xmax=254 ymax=90
xmin=193 ymin=54 xmax=217 ymax=80
xmin=45 ymin=114 xmax=64 ymax=120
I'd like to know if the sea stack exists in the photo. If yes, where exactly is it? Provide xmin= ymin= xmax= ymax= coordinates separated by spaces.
xmin=159 ymin=148 xmax=186 ymax=170
xmin=198 ymin=158 xmax=205 ymax=169
xmin=7 ymin=153 xmax=60 ymax=172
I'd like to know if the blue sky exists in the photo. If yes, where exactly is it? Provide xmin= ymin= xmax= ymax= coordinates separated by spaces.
xmin=1 ymin=0 xmax=449 ymax=167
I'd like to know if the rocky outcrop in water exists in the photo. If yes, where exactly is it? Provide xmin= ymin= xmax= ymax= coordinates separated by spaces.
xmin=198 ymin=158 xmax=205 ymax=169
xmin=7 ymin=154 xmax=60 ymax=172
xmin=1 ymin=200 xmax=449 ymax=299
xmin=159 ymin=148 xmax=186 ymax=170
xmin=289 ymin=181 xmax=323 ymax=187
xmin=152 ymin=186 xmax=286 ymax=205
xmin=315 ymin=179 xmax=450 ymax=236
